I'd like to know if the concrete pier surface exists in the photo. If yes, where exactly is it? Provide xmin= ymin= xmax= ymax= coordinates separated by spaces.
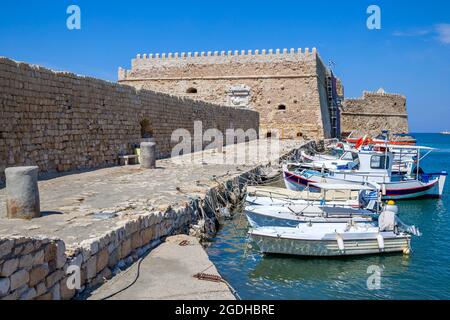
xmin=0 ymin=139 xmax=301 ymax=245
xmin=0 ymin=139 xmax=305 ymax=300
xmin=87 ymin=234 xmax=235 ymax=300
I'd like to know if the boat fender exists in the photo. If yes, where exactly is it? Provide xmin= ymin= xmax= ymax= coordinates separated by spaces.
xmin=336 ymin=234 xmax=345 ymax=251
xmin=381 ymin=184 xmax=387 ymax=196
xmin=377 ymin=234 xmax=385 ymax=251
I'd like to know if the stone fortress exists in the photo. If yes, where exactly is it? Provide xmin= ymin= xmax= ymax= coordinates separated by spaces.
xmin=118 ymin=48 xmax=342 ymax=140
xmin=119 ymin=47 xmax=409 ymax=141
xmin=0 ymin=47 xmax=410 ymax=182
xmin=341 ymin=88 xmax=409 ymax=136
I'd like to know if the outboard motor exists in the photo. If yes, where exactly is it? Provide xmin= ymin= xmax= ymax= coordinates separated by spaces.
xmin=378 ymin=209 xmax=398 ymax=233
xmin=379 ymin=202 xmax=422 ymax=236
xmin=384 ymin=200 xmax=399 ymax=215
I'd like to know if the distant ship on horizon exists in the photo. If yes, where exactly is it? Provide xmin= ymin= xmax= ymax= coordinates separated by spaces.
xmin=441 ymin=130 xmax=450 ymax=135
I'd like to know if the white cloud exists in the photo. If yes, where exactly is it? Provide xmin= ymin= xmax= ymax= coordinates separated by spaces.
xmin=435 ymin=24 xmax=450 ymax=44
xmin=393 ymin=24 xmax=450 ymax=45
xmin=393 ymin=29 xmax=431 ymax=37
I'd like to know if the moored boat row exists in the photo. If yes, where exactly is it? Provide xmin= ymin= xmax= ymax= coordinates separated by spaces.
xmin=246 ymin=131 xmax=439 ymax=258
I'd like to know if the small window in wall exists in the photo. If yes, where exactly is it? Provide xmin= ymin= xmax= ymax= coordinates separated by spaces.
xmin=278 ymin=104 xmax=286 ymax=110
xmin=186 ymin=87 xmax=197 ymax=94
xmin=266 ymin=132 xmax=273 ymax=138
xmin=370 ymin=155 xmax=390 ymax=169
xmin=140 ymin=119 xmax=153 ymax=138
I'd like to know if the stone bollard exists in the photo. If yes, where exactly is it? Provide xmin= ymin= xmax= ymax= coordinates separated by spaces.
xmin=140 ymin=142 xmax=156 ymax=169
xmin=5 ymin=166 xmax=41 ymax=219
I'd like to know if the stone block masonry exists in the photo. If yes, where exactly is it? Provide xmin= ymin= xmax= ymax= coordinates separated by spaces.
xmin=118 ymin=48 xmax=335 ymax=140
xmin=0 ymin=139 xmax=309 ymax=299
xmin=341 ymin=89 xmax=409 ymax=135
xmin=0 ymin=57 xmax=259 ymax=183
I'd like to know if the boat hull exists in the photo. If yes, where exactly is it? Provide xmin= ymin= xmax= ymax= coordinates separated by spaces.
xmin=283 ymin=169 xmax=446 ymax=200
xmin=246 ymin=195 xmax=358 ymax=208
xmin=245 ymin=208 xmax=375 ymax=228
xmin=249 ymin=232 xmax=410 ymax=257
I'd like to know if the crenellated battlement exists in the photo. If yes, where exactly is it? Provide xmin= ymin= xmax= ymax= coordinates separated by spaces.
xmin=134 ymin=47 xmax=317 ymax=61
xmin=119 ymin=48 xmax=319 ymax=80
xmin=346 ymin=89 xmax=406 ymax=101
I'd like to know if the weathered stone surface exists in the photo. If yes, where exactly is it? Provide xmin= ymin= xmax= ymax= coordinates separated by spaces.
xmin=55 ymin=241 xmax=66 ymax=269
xmin=119 ymin=238 xmax=132 ymax=259
xmin=29 ymin=264 xmax=50 ymax=287
xmin=141 ymin=227 xmax=153 ymax=245
xmin=96 ymin=248 xmax=109 ymax=273
xmin=130 ymin=232 xmax=142 ymax=250
xmin=19 ymin=287 xmax=37 ymax=300
xmin=85 ymin=256 xmax=97 ymax=280
xmin=341 ymin=90 xmax=409 ymax=135
xmin=19 ymin=254 xmax=33 ymax=269
xmin=108 ymin=248 xmax=119 ymax=268
xmin=0 ymin=240 xmax=14 ymax=260
xmin=50 ymin=283 xmax=61 ymax=300
xmin=45 ymin=269 xmax=64 ymax=288
xmin=0 ymin=57 xmax=259 ymax=182
xmin=0 ymin=277 xmax=10 ymax=297
xmin=59 ymin=277 xmax=75 ymax=300
xmin=44 ymin=243 xmax=56 ymax=263
xmin=35 ymin=282 xmax=47 ymax=297
xmin=91 ymin=267 xmax=112 ymax=287
xmin=32 ymin=250 xmax=45 ymax=266
xmin=80 ymin=239 xmax=99 ymax=256
xmin=10 ymin=269 xmax=29 ymax=291
xmin=35 ymin=292 xmax=52 ymax=300
xmin=0 ymin=258 xmax=19 ymax=277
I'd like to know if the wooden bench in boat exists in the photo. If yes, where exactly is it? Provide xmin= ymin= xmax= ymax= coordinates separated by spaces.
xmin=119 ymin=154 xmax=139 ymax=165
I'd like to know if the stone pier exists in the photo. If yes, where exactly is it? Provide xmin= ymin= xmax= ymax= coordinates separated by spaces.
xmin=0 ymin=139 xmax=305 ymax=300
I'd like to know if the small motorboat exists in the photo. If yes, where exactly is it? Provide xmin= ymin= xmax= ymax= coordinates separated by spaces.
xmin=245 ymin=184 xmax=377 ymax=208
xmin=249 ymin=210 xmax=419 ymax=257
xmin=245 ymin=204 xmax=378 ymax=228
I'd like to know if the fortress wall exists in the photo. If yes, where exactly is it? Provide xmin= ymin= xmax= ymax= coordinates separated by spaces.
xmin=119 ymin=48 xmax=332 ymax=140
xmin=0 ymin=57 xmax=259 ymax=182
xmin=341 ymin=91 xmax=409 ymax=135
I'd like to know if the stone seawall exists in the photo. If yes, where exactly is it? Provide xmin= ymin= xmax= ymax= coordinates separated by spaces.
xmin=0 ymin=57 xmax=259 ymax=183
xmin=0 ymin=139 xmax=311 ymax=300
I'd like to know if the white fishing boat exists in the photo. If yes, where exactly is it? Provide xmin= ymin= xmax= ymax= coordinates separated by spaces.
xmin=246 ymin=184 xmax=377 ymax=208
xmin=441 ymin=130 xmax=450 ymax=135
xmin=300 ymin=149 xmax=359 ymax=171
xmin=283 ymin=146 xmax=447 ymax=200
xmin=249 ymin=210 xmax=418 ymax=257
xmin=245 ymin=205 xmax=377 ymax=228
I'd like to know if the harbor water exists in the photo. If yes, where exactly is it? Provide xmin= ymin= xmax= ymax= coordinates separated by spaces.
xmin=206 ymin=133 xmax=450 ymax=299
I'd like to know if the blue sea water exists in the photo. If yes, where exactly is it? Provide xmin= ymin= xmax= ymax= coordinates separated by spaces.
xmin=206 ymin=133 xmax=450 ymax=299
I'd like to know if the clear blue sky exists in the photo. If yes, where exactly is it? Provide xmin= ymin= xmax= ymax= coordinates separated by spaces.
xmin=1 ymin=0 xmax=449 ymax=132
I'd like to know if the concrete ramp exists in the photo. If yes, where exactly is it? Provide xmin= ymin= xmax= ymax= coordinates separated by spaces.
xmin=87 ymin=235 xmax=235 ymax=300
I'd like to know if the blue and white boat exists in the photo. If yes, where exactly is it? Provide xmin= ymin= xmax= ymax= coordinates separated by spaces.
xmin=283 ymin=146 xmax=447 ymax=200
